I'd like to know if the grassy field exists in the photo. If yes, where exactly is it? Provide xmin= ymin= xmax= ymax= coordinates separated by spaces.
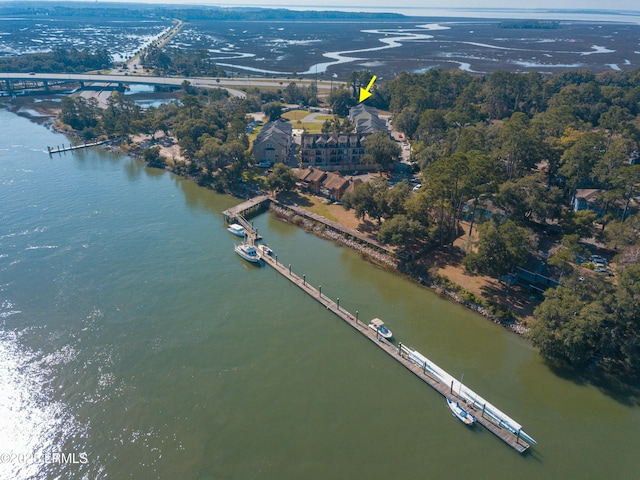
xmin=298 ymin=193 xmax=339 ymax=222
xmin=281 ymin=109 xmax=309 ymax=121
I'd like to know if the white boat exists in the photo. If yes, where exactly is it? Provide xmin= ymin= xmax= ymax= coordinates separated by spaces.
xmin=227 ymin=223 xmax=245 ymax=237
xmin=234 ymin=243 xmax=261 ymax=263
xmin=258 ymin=244 xmax=274 ymax=256
xmin=447 ymin=398 xmax=476 ymax=426
xmin=368 ymin=318 xmax=393 ymax=339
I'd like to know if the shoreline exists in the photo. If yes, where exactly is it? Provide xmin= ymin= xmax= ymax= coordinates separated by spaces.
xmin=269 ymin=202 xmax=528 ymax=335
xmin=5 ymin=99 xmax=529 ymax=336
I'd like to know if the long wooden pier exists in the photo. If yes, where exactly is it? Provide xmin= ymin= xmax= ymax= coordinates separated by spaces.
xmin=259 ymin=249 xmax=533 ymax=454
xmin=48 ymin=139 xmax=109 ymax=155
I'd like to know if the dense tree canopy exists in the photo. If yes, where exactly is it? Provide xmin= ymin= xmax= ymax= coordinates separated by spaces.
xmin=0 ymin=47 xmax=112 ymax=73
xmin=531 ymin=267 xmax=640 ymax=378
xmin=266 ymin=163 xmax=297 ymax=194
xmin=463 ymin=220 xmax=531 ymax=277
xmin=362 ymin=131 xmax=401 ymax=173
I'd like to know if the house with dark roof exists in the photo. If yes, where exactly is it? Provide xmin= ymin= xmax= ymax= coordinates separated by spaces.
xmin=252 ymin=119 xmax=293 ymax=166
xmin=296 ymin=167 xmax=327 ymax=194
xmin=321 ymin=171 xmax=350 ymax=200
xmin=348 ymin=104 xmax=388 ymax=134
xmin=296 ymin=167 xmax=360 ymax=200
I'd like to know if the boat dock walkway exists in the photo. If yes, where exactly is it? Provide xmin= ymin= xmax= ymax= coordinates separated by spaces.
xmin=225 ymin=195 xmax=394 ymax=256
xmin=222 ymin=195 xmax=270 ymax=223
xmin=48 ymin=139 xmax=109 ymax=154
xmin=259 ymin=250 xmax=533 ymax=454
xmin=283 ymin=203 xmax=396 ymax=256
xmin=235 ymin=214 xmax=262 ymax=242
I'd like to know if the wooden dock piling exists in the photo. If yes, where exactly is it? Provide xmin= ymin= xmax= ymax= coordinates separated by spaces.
xmin=47 ymin=139 xmax=108 ymax=155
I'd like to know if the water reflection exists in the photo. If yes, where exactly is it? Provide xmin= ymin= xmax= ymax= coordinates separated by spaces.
xmin=0 ymin=330 xmax=89 ymax=479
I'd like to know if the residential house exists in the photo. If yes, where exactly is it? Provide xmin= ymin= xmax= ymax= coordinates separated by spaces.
xmin=252 ymin=119 xmax=293 ymax=166
xmin=573 ymin=189 xmax=602 ymax=212
xmin=321 ymin=171 xmax=350 ymax=200
xmin=348 ymin=104 xmax=388 ymax=134
xmin=296 ymin=167 xmax=327 ymax=194
xmin=296 ymin=167 xmax=360 ymax=200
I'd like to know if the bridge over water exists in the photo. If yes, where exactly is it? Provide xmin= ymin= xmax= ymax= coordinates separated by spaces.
xmin=0 ymin=72 xmax=342 ymax=97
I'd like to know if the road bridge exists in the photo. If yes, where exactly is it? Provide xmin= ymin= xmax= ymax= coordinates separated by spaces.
xmin=0 ymin=72 xmax=344 ymax=98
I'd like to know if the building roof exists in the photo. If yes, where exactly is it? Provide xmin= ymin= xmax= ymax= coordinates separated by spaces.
xmin=345 ymin=178 xmax=363 ymax=195
xmin=348 ymin=104 xmax=388 ymax=134
xmin=301 ymin=133 xmax=366 ymax=148
xmin=295 ymin=167 xmax=314 ymax=181
xmin=255 ymin=119 xmax=293 ymax=145
xmin=575 ymin=189 xmax=602 ymax=202
xmin=307 ymin=168 xmax=328 ymax=183
xmin=322 ymin=171 xmax=349 ymax=191
xmin=349 ymin=104 xmax=378 ymax=118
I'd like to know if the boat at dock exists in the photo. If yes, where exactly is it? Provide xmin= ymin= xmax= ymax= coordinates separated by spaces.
xmin=447 ymin=398 xmax=476 ymax=426
xmin=258 ymin=244 xmax=274 ymax=256
xmin=227 ymin=223 xmax=245 ymax=237
xmin=368 ymin=318 xmax=392 ymax=339
xmin=234 ymin=243 xmax=261 ymax=263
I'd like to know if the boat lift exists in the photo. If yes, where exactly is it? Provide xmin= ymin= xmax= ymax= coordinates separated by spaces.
xmin=401 ymin=344 xmax=536 ymax=446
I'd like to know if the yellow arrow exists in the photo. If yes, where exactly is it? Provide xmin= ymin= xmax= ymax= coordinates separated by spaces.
xmin=359 ymin=75 xmax=377 ymax=103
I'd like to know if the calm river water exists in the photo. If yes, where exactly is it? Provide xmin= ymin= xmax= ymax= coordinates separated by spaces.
xmin=1 ymin=108 xmax=638 ymax=479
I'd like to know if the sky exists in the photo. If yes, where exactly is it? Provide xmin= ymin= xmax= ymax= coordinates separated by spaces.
xmin=6 ymin=1 xmax=640 ymax=11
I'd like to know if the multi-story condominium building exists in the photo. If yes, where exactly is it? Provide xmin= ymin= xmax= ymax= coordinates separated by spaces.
xmin=252 ymin=119 xmax=293 ymax=166
xmin=299 ymin=105 xmax=389 ymax=172
xmin=300 ymin=132 xmax=370 ymax=172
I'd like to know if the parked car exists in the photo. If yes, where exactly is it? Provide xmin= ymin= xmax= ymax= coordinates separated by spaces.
xmin=594 ymin=266 xmax=613 ymax=276
xmin=591 ymin=255 xmax=608 ymax=265
xmin=412 ymin=184 xmax=422 ymax=192
xmin=258 ymin=160 xmax=272 ymax=168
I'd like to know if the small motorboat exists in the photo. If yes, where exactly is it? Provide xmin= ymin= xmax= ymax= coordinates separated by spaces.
xmin=368 ymin=318 xmax=393 ymax=339
xmin=447 ymin=398 xmax=476 ymax=426
xmin=227 ymin=223 xmax=245 ymax=237
xmin=258 ymin=244 xmax=274 ymax=256
xmin=234 ymin=243 xmax=261 ymax=263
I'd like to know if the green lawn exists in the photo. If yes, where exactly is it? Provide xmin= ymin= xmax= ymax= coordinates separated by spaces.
xmin=281 ymin=109 xmax=309 ymax=121
xmin=248 ymin=124 xmax=263 ymax=147
xmin=300 ymin=194 xmax=339 ymax=222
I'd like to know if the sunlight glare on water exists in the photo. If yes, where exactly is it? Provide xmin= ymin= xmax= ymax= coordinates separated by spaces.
xmin=0 ymin=329 xmax=87 ymax=479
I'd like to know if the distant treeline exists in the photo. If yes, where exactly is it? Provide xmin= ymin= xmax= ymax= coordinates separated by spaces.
xmin=499 ymin=20 xmax=560 ymax=29
xmin=0 ymin=3 xmax=405 ymax=21
xmin=0 ymin=47 xmax=112 ymax=73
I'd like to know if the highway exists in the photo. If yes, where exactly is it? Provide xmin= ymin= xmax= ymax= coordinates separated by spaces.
xmin=0 ymin=72 xmax=345 ymax=99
